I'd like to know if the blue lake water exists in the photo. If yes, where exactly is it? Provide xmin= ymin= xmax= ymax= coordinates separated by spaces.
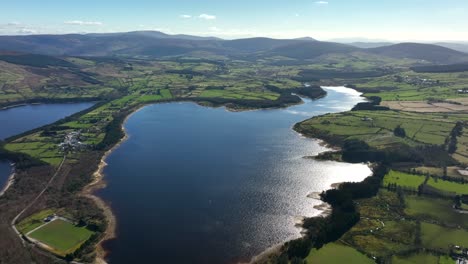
xmin=98 ymin=87 xmax=373 ymax=264
xmin=0 ymin=102 xmax=95 ymax=191
xmin=0 ymin=102 xmax=95 ymax=140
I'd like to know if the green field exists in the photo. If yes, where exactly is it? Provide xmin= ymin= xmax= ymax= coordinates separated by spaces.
xmin=421 ymin=222 xmax=468 ymax=251
xmin=199 ymin=89 xmax=279 ymax=100
xmin=383 ymin=170 xmax=426 ymax=189
xmin=391 ymin=253 xmax=440 ymax=264
xmin=296 ymin=110 xmax=463 ymax=149
xmin=3 ymin=43 xmax=468 ymax=263
xmin=335 ymin=189 xmax=468 ymax=262
xmin=305 ymin=243 xmax=375 ymax=264
xmin=413 ymin=166 xmax=464 ymax=179
xmin=438 ymin=255 xmax=456 ymax=264
xmin=353 ymin=71 xmax=468 ymax=101
xmin=16 ymin=209 xmax=55 ymax=234
xmin=28 ymin=219 xmax=94 ymax=256
xmin=405 ymin=195 xmax=468 ymax=228
xmin=340 ymin=191 xmax=416 ymax=258
xmin=426 ymin=177 xmax=468 ymax=195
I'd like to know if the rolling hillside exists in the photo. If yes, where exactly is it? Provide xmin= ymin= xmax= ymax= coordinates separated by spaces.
xmin=266 ymin=41 xmax=358 ymax=60
xmin=0 ymin=31 xmax=467 ymax=64
xmin=368 ymin=43 xmax=468 ymax=64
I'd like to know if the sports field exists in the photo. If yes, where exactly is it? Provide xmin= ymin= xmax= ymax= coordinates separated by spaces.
xmin=28 ymin=219 xmax=93 ymax=256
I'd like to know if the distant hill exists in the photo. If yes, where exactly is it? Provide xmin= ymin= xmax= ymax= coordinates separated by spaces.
xmin=294 ymin=37 xmax=317 ymax=41
xmin=266 ymin=41 xmax=358 ymax=59
xmin=411 ymin=63 xmax=468 ymax=73
xmin=347 ymin=42 xmax=394 ymax=49
xmin=0 ymin=52 xmax=76 ymax=68
xmin=88 ymin=31 xmax=221 ymax=41
xmin=0 ymin=31 xmax=222 ymax=57
xmin=368 ymin=43 xmax=468 ymax=64
xmin=220 ymin=37 xmax=314 ymax=53
xmin=0 ymin=32 xmax=320 ymax=57
xmin=434 ymin=42 xmax=468 ymax=54
xmin=0 ymin=31 xmax=467 ymax=64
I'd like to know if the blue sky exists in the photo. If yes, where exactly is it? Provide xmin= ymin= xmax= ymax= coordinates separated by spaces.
xmin=1 ymin=0 xmax=468 ymax=41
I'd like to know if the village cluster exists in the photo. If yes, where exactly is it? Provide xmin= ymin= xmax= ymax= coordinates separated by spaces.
xmin=394 ymin=75 xmax=439 ymax=86
xmin=58 ymin=131 xmax=87 ymax=152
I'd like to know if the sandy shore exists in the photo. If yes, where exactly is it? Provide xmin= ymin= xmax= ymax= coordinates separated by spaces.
xmin=0 ymin=168 xmax=15 ymax=197
xmin=82 ymin=143 xmax=121 ymax=264
xmin=245 ymin=243 xmax=284 ymax=264
xmin=0 ymin=103 xmax=28 ymax=110
xmin=83 ymin=92 xmax=364 ymax=263
xmin=82 ymin=106 xmax=144 ymax=264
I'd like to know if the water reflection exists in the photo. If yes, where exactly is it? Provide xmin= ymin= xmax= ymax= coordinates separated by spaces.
xmin=99 ymin=87 xmax=372 ymax=264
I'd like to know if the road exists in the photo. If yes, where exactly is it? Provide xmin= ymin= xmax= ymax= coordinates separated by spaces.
xmin=10 ymin=156 xmax=66 ymax=244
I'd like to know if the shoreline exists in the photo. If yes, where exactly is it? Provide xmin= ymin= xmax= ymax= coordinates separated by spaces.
xmin=0 ymin=98 xmax=100 ymax=111
xmin=247 ymin=87 xmax=368 ymax=263
xmin=83 ymin=86 xmax=360 ymax=263
xmin=82 ymin=106 xmax=145 ymax=264
xmin=246 ymin=171 xmax=365 ymax=264
xmin=0 ymin=103 xmax=28 ymax=111
xmin=0 ymin=166 xmax=15 ymax=197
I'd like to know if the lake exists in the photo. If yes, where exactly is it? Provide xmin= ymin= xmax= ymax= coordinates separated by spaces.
xmin=98 ymin=87 xmax=373 ymax=264
xmin=0 ymin=102 xmax=95 ymax=191
xmin=0 ymin=102 xmax=95 ymax=140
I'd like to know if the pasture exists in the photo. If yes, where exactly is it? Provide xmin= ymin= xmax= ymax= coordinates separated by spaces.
xmin=381 ymin=101 xmax=468 ymax=113
xmin=404 ymin=195 xmax=468 ymax=229
xmin=426 ymin=177 xmax=468 ymax=195
xmin=305 ymin=243 xmax=375 ymax=264
xmin=391 ymin=253 xmax=441 ymax=264
xmin=420 ymin=222 xmax=468 ymax=251
xmin=16 ymin=209 xmax=56 ymax=234
xmin=298 ymin=110 xmax=462 ymax=148
xmin=382 ymin=170 xmax=426 ymax=189
xmin=28 ymin=219 xmax=93 ymax=256
xmin=352 ymin=71 xmax=468 ymax=102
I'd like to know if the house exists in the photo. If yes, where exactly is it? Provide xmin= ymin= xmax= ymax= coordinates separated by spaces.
xmin=43 ymin=214 xmax=56 ymax=222
xmin=58 ymin=131 xmax=88 ymax=152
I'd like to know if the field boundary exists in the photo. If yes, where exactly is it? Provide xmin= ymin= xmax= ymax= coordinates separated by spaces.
xmin=11 ymin=156 xmax=66 ymax=244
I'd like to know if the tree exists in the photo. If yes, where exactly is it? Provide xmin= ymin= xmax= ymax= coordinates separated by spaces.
xmin=394 ymin=125 xmax=406 ymax=138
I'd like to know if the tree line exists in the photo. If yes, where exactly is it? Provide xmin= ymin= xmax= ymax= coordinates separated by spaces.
xmin=280 ymin=164 xmax=388 ymax=261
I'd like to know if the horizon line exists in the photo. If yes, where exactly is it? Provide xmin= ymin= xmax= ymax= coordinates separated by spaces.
xmin=0 ymin=30 xmax=468 ymax=44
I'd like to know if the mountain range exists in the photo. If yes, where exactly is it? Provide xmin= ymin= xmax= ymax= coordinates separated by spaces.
xmin=0 ymin=31 xmax=468 ymax=64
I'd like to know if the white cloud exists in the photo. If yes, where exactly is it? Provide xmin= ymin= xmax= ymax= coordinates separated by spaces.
xmin=315 ymin=1 xmax=329 ymax=4
xmin=17 ymin=28 xmax=36 ymax=34
xmin=199 ymin=14 xmax=216 ymax=20
xmin=180 ymin=14 xmax=192 ymax=19
xmin=64 ymin=20 xmax=103 ymax=26
xmin=0 ymin=22 xmax=39 ymax=35
xmin=193 ymin=28 xmax=258 ymax=39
